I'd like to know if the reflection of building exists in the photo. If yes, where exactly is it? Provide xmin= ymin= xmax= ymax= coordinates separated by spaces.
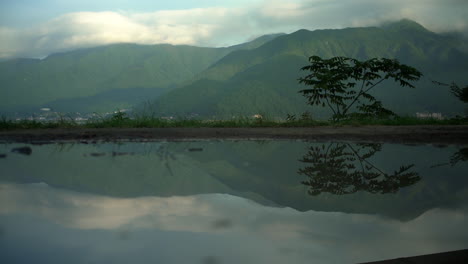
xmin=416 ymin=112 xmax=443 ymax=120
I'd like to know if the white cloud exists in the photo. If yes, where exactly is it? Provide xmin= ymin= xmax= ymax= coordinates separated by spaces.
xmin=259 ymin=1 xmax=307 ymax=19
xmin=0 ymin=0 xmax=467 ymax=59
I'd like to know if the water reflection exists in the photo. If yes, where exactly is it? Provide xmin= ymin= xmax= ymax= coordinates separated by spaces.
xmin=10 ymin=146 xmax=32 ymax=155
xmin=1 ymin=182 xmax=468 ymax=264
xmin=1 ymin=140 xmax=468 ymax=263
xmin=1 ymin=141 xmax=467 ymax=221
xmin=451 ymin=148 xmax=468 ymax=165
xmin=432 ymin=147 xmax=468 ymax=168
xmin=298 ymin=143 xmax=420 ymax=195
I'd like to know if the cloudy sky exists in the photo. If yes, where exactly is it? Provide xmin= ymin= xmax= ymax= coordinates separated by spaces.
xmin=0 ymin=0 xmax=467 ymax=59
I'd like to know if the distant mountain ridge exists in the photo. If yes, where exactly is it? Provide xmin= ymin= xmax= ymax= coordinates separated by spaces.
xmin=1 ymin=20 xmax=467 ymax=117
xmin=145 ymin=19 xmax=468 ymax=118
xmin=0 ymin=34 xmax=281 ymax=113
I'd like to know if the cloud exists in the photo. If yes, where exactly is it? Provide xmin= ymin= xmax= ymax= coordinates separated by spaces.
xmin=0 ymin=0 xmax=467 ymax=59
xmin=0 ymin=11 xmax=220 ymax=59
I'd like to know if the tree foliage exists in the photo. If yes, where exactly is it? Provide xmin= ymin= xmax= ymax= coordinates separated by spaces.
xmin=433 ymin=81 xmax=468 ymax=103
xmin=298 ymin=56 xmax=422 ymax=121
xmin=452 ymin=84 xmax=468 ymax=103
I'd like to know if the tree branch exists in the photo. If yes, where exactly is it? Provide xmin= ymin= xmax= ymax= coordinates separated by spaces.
xmin=342 ymin=75 xmax=367 ymax=116
xmin=343 ymin=77 xmax=387 ymax=116
xmin=363 ymin=77 xmax=386 ymax=94
xmin=324 ymin=92 xmax=338 ymax=117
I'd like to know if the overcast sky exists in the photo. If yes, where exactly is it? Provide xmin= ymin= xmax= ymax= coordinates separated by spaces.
xmin=0 ymin=0 xmax=467 ymax=59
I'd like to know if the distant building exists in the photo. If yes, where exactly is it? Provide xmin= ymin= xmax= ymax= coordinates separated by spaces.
xmin=416 ymin=112 xmax=443 ymax=120
xmin=114 ymin=109 xmax=130 ymax=113
xmin=40 ymin=108 xmax=51 ymax=111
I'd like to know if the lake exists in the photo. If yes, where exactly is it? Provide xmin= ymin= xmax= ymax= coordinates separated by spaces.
xmin=1 ymin=140 xmax=467 ymax=264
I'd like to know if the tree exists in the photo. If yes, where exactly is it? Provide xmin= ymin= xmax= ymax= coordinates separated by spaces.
xmin=298 ymin=56 xmax=422 ymax=121
xmin=433 ymin=81 xmax=468 ymax=103
xmin=451 ymin=84 xmax=468 ymax=103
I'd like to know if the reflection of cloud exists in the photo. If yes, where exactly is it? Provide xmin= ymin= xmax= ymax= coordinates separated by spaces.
xmin=1 ymin=0 xmax=467 ymax=59
xmin=0 ymin=183 xmax=213 ymax=231
xmin=1 ymin=182 xmax=468 ymax=264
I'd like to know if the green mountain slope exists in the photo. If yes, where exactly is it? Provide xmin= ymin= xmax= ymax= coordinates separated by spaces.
xmin=147 ymin=54 xmax=312 ymax=117
xmin=147 ymin=20 xmax=468 ymax=118
xmin=0 ymin=34 xmax=281 ymax=113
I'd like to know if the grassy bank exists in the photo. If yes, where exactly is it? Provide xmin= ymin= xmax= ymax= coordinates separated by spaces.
xmin=1 ymin=114 xmax=468 ymax=130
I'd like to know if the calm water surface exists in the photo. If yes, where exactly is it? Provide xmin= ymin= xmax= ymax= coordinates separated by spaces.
xmin=1 ymin=140 xmax=467 ymax=264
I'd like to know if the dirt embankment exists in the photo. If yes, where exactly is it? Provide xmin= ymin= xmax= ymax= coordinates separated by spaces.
xmin=1 ymin=126 xmax=467 ymax=144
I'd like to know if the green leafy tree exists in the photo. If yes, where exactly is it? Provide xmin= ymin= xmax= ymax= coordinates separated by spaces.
xmin=298 ymin=56 xmax=422 ymax=121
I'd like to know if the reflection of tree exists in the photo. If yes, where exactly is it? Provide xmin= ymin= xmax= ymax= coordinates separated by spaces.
xmin=298 ymin=143 xmax=420 ymax=195
xmin=450 ymin=148 xmax=468 ymax=166
xmin=432 ymin=148 xmax=468 ymax=168
xmin=155 ymin=144 xmax=177 ymax=176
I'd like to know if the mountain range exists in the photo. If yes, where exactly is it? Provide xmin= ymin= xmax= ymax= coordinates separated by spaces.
xmin=1 ymin=19 xmax=467 ymax=118
xmin=0 ymin=34 xmax=281 ymax=114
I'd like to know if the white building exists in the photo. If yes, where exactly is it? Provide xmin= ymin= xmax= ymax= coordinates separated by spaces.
xmin=416 ymin=112 xmax=443 ymax=120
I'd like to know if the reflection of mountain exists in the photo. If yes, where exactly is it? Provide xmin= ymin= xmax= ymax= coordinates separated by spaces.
xmin=298 ymin=143 xmax=420 ymax=195
xmin=3 ymin=183 xmax=468 ymax=264
xmin=1 ymin=141 xmax=468 ymax=221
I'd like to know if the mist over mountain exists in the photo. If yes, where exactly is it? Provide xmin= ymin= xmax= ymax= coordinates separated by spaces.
xmin=1 ymin=20 xmax=467 ymax=118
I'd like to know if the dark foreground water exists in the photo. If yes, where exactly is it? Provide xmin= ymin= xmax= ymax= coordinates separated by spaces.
xmin=1 ymin=140 xmax=467 ymax=264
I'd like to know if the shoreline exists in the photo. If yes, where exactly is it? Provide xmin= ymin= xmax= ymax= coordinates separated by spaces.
xmin=1 ymin=125 xmax=468 ymax=144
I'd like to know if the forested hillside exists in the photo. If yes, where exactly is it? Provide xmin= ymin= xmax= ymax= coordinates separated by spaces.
xmin=0 ymin=34 xmax=281 ymax=113
xmin=146 ymin=20 xmax=468 ymax=118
